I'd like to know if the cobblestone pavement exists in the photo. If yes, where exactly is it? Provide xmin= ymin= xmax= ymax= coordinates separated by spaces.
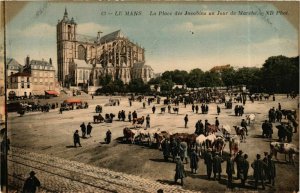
xmin=8 ymin=147 xmax=197 ymax=193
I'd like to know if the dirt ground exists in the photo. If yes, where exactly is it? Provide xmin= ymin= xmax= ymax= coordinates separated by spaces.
xmin=7 ymin=94 xmax=299 ymax=192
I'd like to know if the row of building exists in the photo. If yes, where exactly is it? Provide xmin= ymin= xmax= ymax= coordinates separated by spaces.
xmin=6 ymin=9 xmax=155 ymax=99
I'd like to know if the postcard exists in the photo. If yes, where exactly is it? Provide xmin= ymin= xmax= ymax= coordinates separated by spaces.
xmin=1 ymin=1 xmax=299 ymax=193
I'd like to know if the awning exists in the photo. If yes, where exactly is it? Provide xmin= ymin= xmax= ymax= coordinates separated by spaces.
xmin=45 ymin=90 xmax=59 ymax=96
xmin=63 ymin=98 xmax=82 ymax=104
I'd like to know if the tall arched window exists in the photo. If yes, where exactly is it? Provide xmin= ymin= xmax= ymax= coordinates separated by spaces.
xmin=78 ymin=45 xmax=86 ymax=60
xmin=68 ymin=25 xmax=72 ymax=40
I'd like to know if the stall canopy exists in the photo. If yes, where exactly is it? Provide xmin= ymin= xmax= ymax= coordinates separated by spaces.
xmin=63 ymin=98 xmax=82 ymax=104
xmin=45 ymin=90 xmax=59 ymax=96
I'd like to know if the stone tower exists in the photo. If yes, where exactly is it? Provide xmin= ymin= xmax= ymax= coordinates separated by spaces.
xmin=56 ymin=8 xmax=77 ymax=86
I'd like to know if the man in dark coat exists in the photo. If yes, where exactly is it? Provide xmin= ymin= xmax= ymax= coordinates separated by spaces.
xmin=174 ymin=156 xmax=186 ymax=186
xmin=194 ymin=120 xmax=201 ymax=135
xmin=217 ymin=105 xmax=221 ymax=115
xmin=262 ymin=120 xmax=268 ymax=138
xmin=73 ymin=130 xmax=81 ymax=147
xmin=213 ymin=153 xmax=223 ymax=181
xmin=226 ymin=154 xmax=235 ymax=189
xmin=184 ymin=114 xmax=188 ymax=128
xmin=241 ymin=119 xmax=248 ymax=136
xmin=204 ymin=148 xmax=213 ymax=180
xmin=240 ymin=154 xmax=249 ymax=187
xmin=128 ymin=111 xmax=132 ymax=122
xmin=204 ymin=120 xmax=211 ymax=136
xmin=215 ymin=117 xmax=220 ymax=128
xmin=162 ymin=138 xmax=170 ymax=161
xmin=22 ymin=171 xmax=41 ymax=193
xmin=205 ymin=105 xmax=209 ymax=114
xmin=86 ymin=122 xmax=93 ymax=137
xmin=266 ymin=155 xmax=276 ymax=186
xmin=192 ymin=104 xmax=195 ymax=112
xmin=190 ymin=148 xmax=199 ymax=174
xmin=235 ymin=150 xmax=244 ymax=180
xmin=276 ymin=109 xmax=282 ymax=122
xmin=80 ymin=122 xmax=86 ymax=138
xmin=132 ymin=111 xmax=137 ymax=124
xmin=195 ymin=105 xmax=199 ymax=114
xmin=105 ymin=129 xmax=112 ymax=144
xmin=286 ymin=123 xmax=293 ymax=143
xmin=251 ymin=154 xmax=267 ymax=190
xmin=152 ymin=105 xmax=156 ymax=114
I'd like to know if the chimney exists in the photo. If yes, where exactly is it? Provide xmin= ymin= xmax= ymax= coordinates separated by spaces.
xmin=26 ymin=55 xmax=30 ymax=66
xmin=49 ymin=58 xmax=52 ymax=65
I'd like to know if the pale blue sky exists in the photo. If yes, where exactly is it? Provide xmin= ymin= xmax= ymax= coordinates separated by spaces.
xmin=6 ymin=2 xmax=298 ymax=73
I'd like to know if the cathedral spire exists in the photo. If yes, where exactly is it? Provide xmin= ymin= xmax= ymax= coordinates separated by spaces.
xmin=63 ymin=7 xmax=69 ymax=22
xmin=64 ymin=7 xmax=68 ymax=17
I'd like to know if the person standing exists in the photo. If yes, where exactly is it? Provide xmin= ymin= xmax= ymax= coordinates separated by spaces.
xmin=235 ymin=150 xmax=244 ymax=180
xmin=240 ymin=154 xmax=249 ymax=187
xmin=278 ymin=103 xmax=281 ymax=111
xmin=266 ymin=155 xmax=276 ymax=186
xmin=152 ymin=105 xmax=156 ymax=114
xmin=251 ymin=154 xmax=267 ymax=190
xmin=105 ymin=129 xmax=112 ymax=144
xmin=174 ymin=156 xmax=186 ymax=186
xmin=184 ymin=114 xmax=189 ymax=128
xmin=213 ymin=153 xmax=223 ymax=181
xmin=143 ymin=102 xmax=146 ymax=109
xmin=226 ymin=154 xmax=235 ymax=189
xmin=215 ymin=117 xmax=220 ymax=128
xmin=190 ymin=148 xmax=199 ymax=174
xmin=86 ymin=122 xmax=93 ymax=137
xmin=80 ymin=122 xmax=86 ymax=138
xmin=192 ymin=104 xmax=195 ymax=113
xmin=128 ymin=111 xmax=132 ymax=122
xmin=162 ymin=138 xmax=170 ymax=162
xmin=241 ymin=119 xmax=248 ymax=136
xmin=132 ymin=111 xmax=137 ymax=124
xmin=217 ymin=105 xmax=221 ymax=115
xmin=73 ymin=130 xmax=81 ymax=147
xmin=179 ymin=141 xmax=188 ymax=164
xmin=146 ymin=114 xmax=151 ymax=129
xmin=22 ymin=171 xmax=41 ymax=193
xmin=195 ymin=105 xmax=199 ymax=114
xmin=204 ymin=148 xmax=213 ymax=180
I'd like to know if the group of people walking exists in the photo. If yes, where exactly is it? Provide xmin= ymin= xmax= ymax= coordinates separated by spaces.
xmin=172 ymin=148 xmax=276 ymax=190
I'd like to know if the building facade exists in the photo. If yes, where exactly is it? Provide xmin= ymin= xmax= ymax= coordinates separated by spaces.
xmin=57 ymin=9 xmax=153 ymax=88
xmin=23 ymin=56 xmax=59 ymax=95
xmin=7 ymin=72 xmax=32 ymax=98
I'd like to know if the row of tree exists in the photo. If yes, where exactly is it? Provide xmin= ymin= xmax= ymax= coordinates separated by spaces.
xmin=97 ymin=55 xmax=299 ymax=94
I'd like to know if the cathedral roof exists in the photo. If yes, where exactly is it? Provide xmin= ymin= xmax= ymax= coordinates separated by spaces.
xmin=133 ymin=62 xmax=153 ymax=70
xmin=73 ymin=59 xmax=93 ymax=69
xmin=76 ymin=30 xmax=126 ymax=44
xmin=100 ymin=30 xmax=125 ymax=43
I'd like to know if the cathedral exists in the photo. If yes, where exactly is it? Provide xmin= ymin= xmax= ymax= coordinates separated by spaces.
xmin=57 ymin=9 xmax=154 ymax=89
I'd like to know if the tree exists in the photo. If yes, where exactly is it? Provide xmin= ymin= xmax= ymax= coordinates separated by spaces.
xmin=128 ymin=78 xmax=150 ymax=93
xmin=261 ymin=55 xmax=299 ymax=93
xmin=220 ymin=67 xmax=236 ymax=88
xmin=160 ymin=79 xmax=174 ymax=92
xmin=186 ymin=68 xmax=204 ymax=88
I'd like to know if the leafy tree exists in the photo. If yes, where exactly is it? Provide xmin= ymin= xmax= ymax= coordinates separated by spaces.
xmin=186 ymin=68 xmax=204 ymax=88
xmin=128 ymin=78 xmax=150 ymax=93
xmin=220 ymin=67 xmax=236 ymax=88
xmin=160 ymin=79 xmax=174 ymax=92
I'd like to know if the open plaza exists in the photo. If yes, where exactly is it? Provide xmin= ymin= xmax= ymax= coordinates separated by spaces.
xmin=7 ymin=94 xmax=299 ymax=192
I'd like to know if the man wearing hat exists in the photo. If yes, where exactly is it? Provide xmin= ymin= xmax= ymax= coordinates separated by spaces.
xmin=215 ymin=117 xmax=220 ymax=128
xmin=105 ymin=129 xmax=112 ymax=144
xmin=235 ymin=150 xmax=244 ymax=180
xmin=213 ymin=152 xmax=223 ymax=181
xmin=251 ymin=154 xmax=267 ymax=190
xmin=73 ymin=130 xmax=81 ymax=147
xmin=22 ymin=171 xmax=41 ymax=193
xmin=240 ymin=154 xmax=249 ymax=187
xmin=241 ymin=119 xmax=248 ymax=136
xmin=204 ymin=148 xmax=213 ymax=180
xmin=174 ymin=156 xmax=186 ymax=186
xmin=226 ymin=154 xmax=235 ymax=189
xmin=190 ymin=148 xmax=199 ymax=174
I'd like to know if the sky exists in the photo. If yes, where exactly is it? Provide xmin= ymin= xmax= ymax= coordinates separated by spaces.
xmin=5 ymin=2 xmax=299 ymax=73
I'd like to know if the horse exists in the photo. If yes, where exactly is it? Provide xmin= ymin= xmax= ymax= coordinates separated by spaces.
xmin=93 ymin=114 xmax=104 ymax=123
xmin=245 ymin=114 xmax=255 ymax=125
xmin=123 ymin=127 xmax=137 ymax=144
xmin=173 ymin=107 xmax=179 ymax=114
xmin=233 ymin=126 xmax=246 ymax=142
xmin=213 ymin=136 xmax=226 ymax=156
xmin=229 ymin=135 xmax=240 ymax=155
xmin=160 ymin=107 xmax=166 ymax=113
xmin=282 ymin=109 xmax=297 ymax=119
xmin=195 ymin=134 xmax=206 ymax=156
xmin=220 ymin=124 xmax=231 ymax=139
xmin=133 ymin=116 xmax=144 ymax=125
xmin=207 ymin=125 xmax=219 ymax=135
xmin=205 ymin=134 xmax=217 ymax=149
xmin=270 ymin=142 xmax=299 ymax=165
xmin=154 ymin=131 xmax=171 ymax=149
